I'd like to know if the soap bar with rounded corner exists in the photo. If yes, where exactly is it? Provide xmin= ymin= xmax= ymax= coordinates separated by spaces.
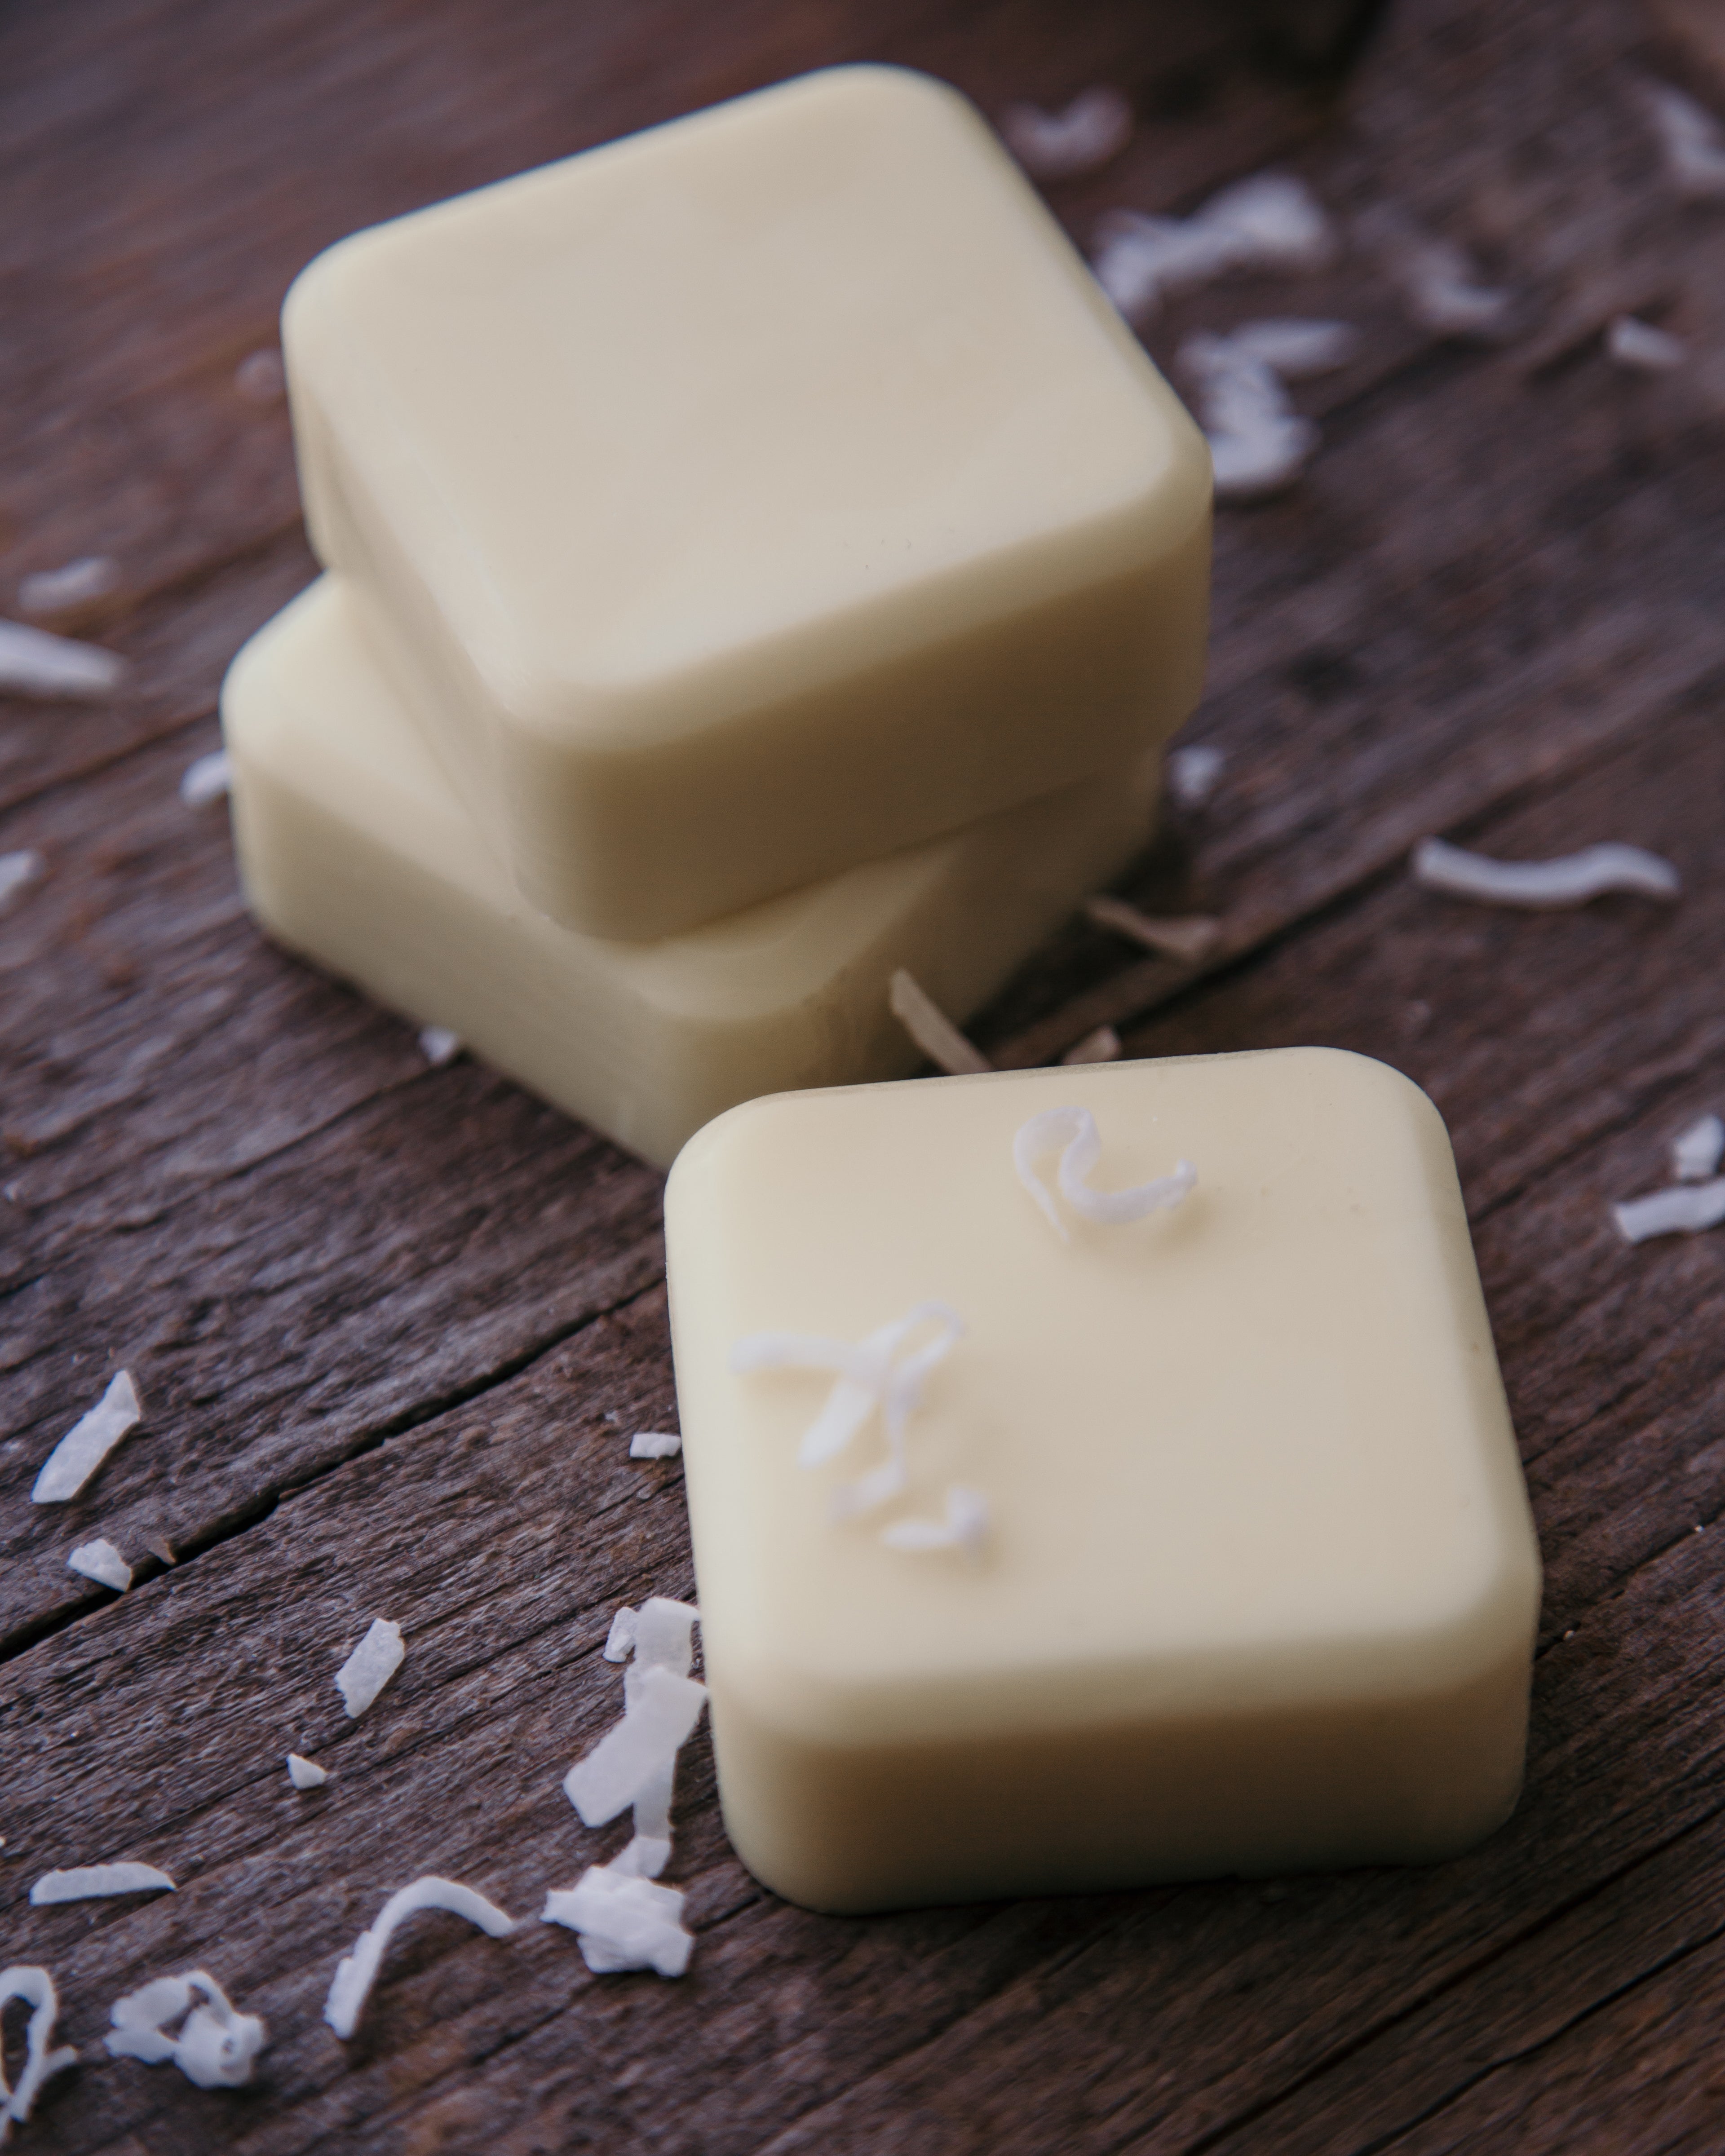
xmin=282 ymin=63 xmax=1211 ymax=940
xmin=221 ymin=576 xmax=1161 ymax=1170
xmin=663 ymin=1049 xmax=1542 ymax=1913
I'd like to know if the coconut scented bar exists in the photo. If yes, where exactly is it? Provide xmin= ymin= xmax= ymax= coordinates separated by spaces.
xmin=282 ymin=64 xmax=1211 ymax=941
xmin=663 ymin=1050 xmax=1542 ymax=1913
xmin=221 ymin=577 xmax=1160 ymax=1171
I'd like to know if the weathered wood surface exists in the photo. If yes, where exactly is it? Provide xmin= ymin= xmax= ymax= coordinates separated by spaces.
xmin=5 ymin=0 xmax=1725 ymax=2147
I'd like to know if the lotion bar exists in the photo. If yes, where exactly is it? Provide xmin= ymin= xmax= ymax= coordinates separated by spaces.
xmin=221 ymin=578 xmax=1160 ymax=1170
xmin=283 ymin=64 xmax=1211 ymax=939
xmin=664 ymin=1051 xmax=1542 ymax=1911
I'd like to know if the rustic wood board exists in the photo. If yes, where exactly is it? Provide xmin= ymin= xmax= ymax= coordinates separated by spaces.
xmin=6 ymin=0 xmax=1725 ymax=2148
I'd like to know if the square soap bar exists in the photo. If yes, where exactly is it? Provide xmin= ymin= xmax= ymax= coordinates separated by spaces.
xmin=664 ymin=1051 xmax=1542 ymax=1912
xmin=283 ymin=64 xmax=1211 ymax=940
xmin=221 ymin=577 xmax=1159 ymax=1170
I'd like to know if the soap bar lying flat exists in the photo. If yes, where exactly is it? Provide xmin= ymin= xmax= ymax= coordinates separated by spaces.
xmin=221 ymin=578 xmax=1159 ymax=1170
xmin=664 ymin=1050 xmax=1542 ymax=1912
xmin=283 ymin=64 xmax=1211 ymax=940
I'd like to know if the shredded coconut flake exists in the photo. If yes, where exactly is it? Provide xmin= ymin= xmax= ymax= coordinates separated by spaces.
xmin=18 ymin=557 xmax=117 ymax=616
xmin=31 ymin=1370 xmax=142 ymax=1503
xmin=0 ymin=1968 xmax=77 ymax=2134
xmin=30 ymin=1863 xmax=175 ymax=1905
xmin=323 ymin=1877 xmax=515 ymax=2040
xmin=1360 ymin=208 xmax=1512 ymax=339
xmin=1606 ymin=314 xmax=1686 ymax=371
xmin=628 ymin=1429 xmax=681 ymax=1458
xmin=880 ymin=1484 xmax=990 ymax=1558
xmin=564 ymin=1664 xmax=707 ymax=1828
xmin=1411 ymin=835 xmax=1680 ymax=906
xmin=1093 ymin=171 xmax=1333 ymax=321
xmin=1642 ymin=81 xmax=1725 ymax=200
xmin=0 ymin=618 xmax=127 ymax=701
xmin=1000 ymin=86 xmax=1132 ymax=179
xmin=418 ymin=1025 xmax=462 ymax=1066
xmin=1179 ymin=325 xmax=1350 ymax=501
xmin=1672 ymin=1114 xmax=1725 ymax=1183
xmin=1014 ymin=1105 xmax=1196 ymax=1242
xmin=1614 ymin=1178 xmax=1725 ymax=1244
xmin=106 ymin=1969 xmax=265 ymax=2088
xmin=179 ymin=749 xmax=231 ymax=808
xmin=286 ymin=1752 xmax=327 ymax=1789
xmin=335 ymin=1617 xmax=404 ymax=1718
xmin=1062 ymin=1025 xmax=1123 ymax=1065
xmin=1085 ymin=895 xmax=1221 ymax=962
xmin=67 ymin=1538 xmax=131 ymax=1592
xmin=888 ymin=970 xmax=991 ymax=1075
xmin=0 ymin=851 xmax=43 ymax=916
xmin=1168 ymin=743 xmax=1225 ymax=807
xmin=235 ymin=348 xmax=287 ymax=402
xmin=543 ymin=1864 xmax=693 ymax=1978
xmin=603 ymin=1606 xmax=638 ymax=1663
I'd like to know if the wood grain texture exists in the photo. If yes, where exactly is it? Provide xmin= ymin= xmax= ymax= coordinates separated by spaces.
xmin=6 ymin=0 xmax=1725 ymax=2147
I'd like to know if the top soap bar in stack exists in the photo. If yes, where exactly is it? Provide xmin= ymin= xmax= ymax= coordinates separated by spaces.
xmin=283 ymin=64 xmax=1212 ymax=941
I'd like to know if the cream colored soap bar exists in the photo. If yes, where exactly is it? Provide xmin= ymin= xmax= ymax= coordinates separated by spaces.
xmin=283 ymin=64 xmax=1211 ymax=941
xmin=221 ymin=577 xmax=1160 ymax=1170
xmin=664 ymin=1051 xmax=1543 ymax=1913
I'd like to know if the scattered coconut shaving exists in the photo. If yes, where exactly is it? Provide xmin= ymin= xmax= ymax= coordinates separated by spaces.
xmin=1062 ymin=1025 xmax=1122 ymax=1065
xmin=888 ymin=970 xmax=991 ymax=1075
xmin=731 ymin=1301 xmax=965 ymax=1518
xmin=1606 ymin=314 xmax=1686 ymax=371
xmin=1000 ymin=86 xmax=1132 ymax=179
xmin=106 ymin=1969 xmax=265 ymax=2088
xmin=1359 ymin=207 xmax=1512 ymax=339
xmin=30 ymin=1863 xmax=175 ymax=1905
xmin=628 ymin=1429 xmax=681 ymax=1458
xmin=31 ymin=1370 xmax=142 ymax=1503
xmin=1613 ymin=1178 xmax=1725 ymax=1244
xmin=418 ymin=1025 xmax=462 ymax=1066
xmin=1168 ymin=743 xmax=1224 ymax=807
xmin=18 ymin=557 xmax=117 ymax=616
xmin=1014 ymin=1105 xmax=1195 ymax=1243
xmin=1085 ymin=895 xmax=1222 ymax=962
xmin=324 ymin=1877 xmax=515 ymax=2040
xmin=0 ymin=852 xmax=43 ymax=917
xmin=66 ymin=1539 xmax=130 ymax=1592
xmin=1641 ymin=81 xmax=1725 ymax=201
xmin=235 ymin=349 xmax=287 ymax=402
xmin=1093 ymin=172 xmax=1334 ymax=322
xmin=1672 ymin=1114 xmax=1725 ymax=1183
xmin=1180 ymin=321 xmax=1354 ymax=501
xmin=543 ymin=1864 xmax=693 ymax=1978
xmin=565 ymin=1602 xmax=705 ymax=1852
xmin=1411 ymin=835 xmax=1680 ymax=906
xmin=0 ymin=1967 xmax=77 ymax=2138
xmin=335 ymin=1617 xmax=404 ymax=1718
xmin=880 ymin=1484 xmax=990 ymax=1558
xmin=603 ymin=1606 xmax=638 ymax=1662
xmin=179 ymin=749 xmax=231 ymax=808
xmin=0 ymin=618 xmax=126 ymax=701
xmin=286 ymin=1753 xmax=327 ymax=1790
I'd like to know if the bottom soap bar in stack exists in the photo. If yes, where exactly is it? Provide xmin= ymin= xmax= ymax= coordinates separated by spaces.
xmin=221 ymin=576 xmax=1160 ymax=1168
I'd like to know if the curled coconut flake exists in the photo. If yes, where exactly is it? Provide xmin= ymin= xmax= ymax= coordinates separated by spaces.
xmin=179 ymin=750 xmax=231 ymax=808
xmin=731 ymin=1301 xmax=965 ymax=1518
xmin=31 ymin=1863 xmax=175 ymax=1905
xmin=31 ymin=1370 xmax=143 ymax=1503
xmin=324 ymin=1877 xmax=515 ymax=2040
xmin=0 ymin=851 xmax=43 ymax=916
xmin=67 ymin=1538 xmax=131 ymax=1592
xmin=1642 ymin=81 xmax=1725 ymax=201
xmin=1180 ymin=334 xmax=1323 ymax=501
xmin=1411 ymin=835 xmax=1680 ymax=907
xmin=1167 ymin=743 xmax=1224 ymax=808
xmin=1093 ymin=172 xmax=1333 ymax=322
xmin=543 ymin=1864 xmax=693 ymax=1978
xmin=1062 ymin=1025 xmax=1122 ymax=1065
xmin=1084 ymin=895 xmax=1221 ymax=963
xmin=1672 ymin=1114 xmax=1725 ymax=1183
xmin=888 ymin=969 xmax=991 ymax=1075
xmin=1614 ymin=1178 xmax=1725 ymax=1244
xmin=1014 ymin=1105 xmax=1196 ymax=1243
xmin=1359 ymin=208 xmax=1512 ymax=339
xmin=880 ymin=1485 xmax=990 ymax=1558
xmin=1606 ymin=314 xmax=1686 ymax=371
xmin=1000 ymin=86 xmax=1132 ymax=180
xmin=335 ymin=1617 xmax=404 ymax=1718
xmin=0 ymin=1967 xmax=78 ymax=2135
xmin=0 ymin=618 xmax=126 ymax=701
xmin=286 ymin=1753 xmax=328 ymax=1789
xmin=418 ymin=1025 xmax=461 ymax=1066
xmin=18 ymin=557 xmax=117 ymax=616
xmin=106 ymin=1969 xmax=265 ymax=2088
xmin=628 ymin=1429 xmax=681 ymax=1458
xmin=1219 ymin=317 xmax=1360 ymax=376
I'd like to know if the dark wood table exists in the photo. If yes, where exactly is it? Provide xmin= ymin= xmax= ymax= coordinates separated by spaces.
xmin=7 ymin=0 xmax=1725 ymax=2147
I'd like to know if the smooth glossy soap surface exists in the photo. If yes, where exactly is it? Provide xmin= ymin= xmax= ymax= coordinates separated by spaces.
xmin=221 ymin=577 xmax=1159 ymax=1170
xmin=283 ymin=63 xmax=1211 ymax=938
xmin=664 ymin=1051 xmax=1543 ymax=1912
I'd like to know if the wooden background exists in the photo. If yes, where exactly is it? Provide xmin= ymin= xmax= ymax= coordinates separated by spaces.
xmin=6 ymin=0 xmax=1725 ymax=2147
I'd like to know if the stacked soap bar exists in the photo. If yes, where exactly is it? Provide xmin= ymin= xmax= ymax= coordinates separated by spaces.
xmin=224 ymin=65 xmax=1212 ymax=1166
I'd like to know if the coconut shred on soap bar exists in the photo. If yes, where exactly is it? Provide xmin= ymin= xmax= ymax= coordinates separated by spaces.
xmin=663 ymin=1050 xmax=1542 ymax=1913
xmin=281 ymin=64 xmax=1211 ymax=941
